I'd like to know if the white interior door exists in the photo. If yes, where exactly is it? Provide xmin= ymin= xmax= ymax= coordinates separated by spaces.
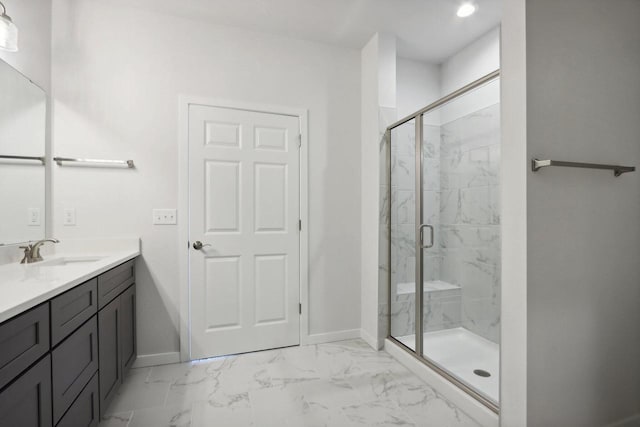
xmin=188 ymin=104 xmax=301 ymax=359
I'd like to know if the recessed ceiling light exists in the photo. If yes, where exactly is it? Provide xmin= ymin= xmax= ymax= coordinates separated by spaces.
xmin=457 ymin=2 xmax=477 ymax=18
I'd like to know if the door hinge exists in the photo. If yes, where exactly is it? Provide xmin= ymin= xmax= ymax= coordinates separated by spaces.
xmin=299 ymin=303 xmax=302 ymax=314
xmin=187 ymin=240 xmax=190 ymax=249
xmin=298 ymin=219 xmax=302 ymax=231
xmin=298 ymin=134 xmax=302 ymax=148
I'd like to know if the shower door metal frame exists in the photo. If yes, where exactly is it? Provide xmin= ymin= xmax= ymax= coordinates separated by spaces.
xmin=386 ymin=69 xmax=500 ymax=414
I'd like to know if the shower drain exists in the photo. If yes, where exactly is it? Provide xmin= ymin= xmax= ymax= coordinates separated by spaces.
xmin=473 ymin=369 xmax=491 ymax=378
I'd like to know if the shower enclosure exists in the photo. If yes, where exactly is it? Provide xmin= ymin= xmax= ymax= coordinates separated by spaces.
xmin=387 ymin=70 xmax=501 ymax=411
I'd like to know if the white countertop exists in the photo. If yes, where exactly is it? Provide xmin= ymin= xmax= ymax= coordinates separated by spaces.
xmin=0 ymin=238 xmax=140 ymax=323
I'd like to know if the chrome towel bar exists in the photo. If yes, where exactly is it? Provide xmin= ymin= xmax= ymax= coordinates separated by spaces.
xmin=0 ymin=155 xmax=45 ymax=165
xmin=53 ymin=157 xmax=135 ymax=168
xmin=531 ymin=159 xmax=635 ymax=177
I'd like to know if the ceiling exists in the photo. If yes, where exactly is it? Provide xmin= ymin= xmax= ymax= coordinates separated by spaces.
xmin=122 ymin=0 xmax=501 ymax=63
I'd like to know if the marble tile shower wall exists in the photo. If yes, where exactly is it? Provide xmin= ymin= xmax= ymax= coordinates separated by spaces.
xmin=439 ymin=103 xmax=501 ymax=344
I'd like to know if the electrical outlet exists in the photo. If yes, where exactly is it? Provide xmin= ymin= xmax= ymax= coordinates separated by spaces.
xmin=27 ymin=208 xmax=41 ymax=226
xmin=153 ymin=209 xmax=177 ymax=225
xmin=63 ymin=208 xmax=76 ymax=226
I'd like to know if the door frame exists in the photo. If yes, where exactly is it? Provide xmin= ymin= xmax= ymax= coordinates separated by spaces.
xmin=178 ymin=96 xmax=310 ymax=362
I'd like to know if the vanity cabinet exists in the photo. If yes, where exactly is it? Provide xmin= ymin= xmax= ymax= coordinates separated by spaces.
xmin=0 ymin=258 xmax=136 ymax=426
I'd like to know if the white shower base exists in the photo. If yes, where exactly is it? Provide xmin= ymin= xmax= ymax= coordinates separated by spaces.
xmin=396 ymin=327 xmax=499 ymax=404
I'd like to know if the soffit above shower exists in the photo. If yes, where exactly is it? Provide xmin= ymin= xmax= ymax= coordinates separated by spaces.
xmin=109 ymin=0 xmax=501 ymax=63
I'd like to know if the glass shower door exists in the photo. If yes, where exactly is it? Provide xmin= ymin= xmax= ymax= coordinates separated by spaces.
xmin=387 ymin=73 xmax=501 ymax=411
xmin=420 ymin=78 xmax=501 ymax=406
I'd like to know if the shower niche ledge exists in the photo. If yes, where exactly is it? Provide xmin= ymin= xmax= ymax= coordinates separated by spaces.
xmin=396 ymin=280 xmax=460 ymax=296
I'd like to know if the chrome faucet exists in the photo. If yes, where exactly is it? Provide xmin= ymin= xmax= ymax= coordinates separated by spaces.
xmin=20 ymin=239 xmax=60 ymax=264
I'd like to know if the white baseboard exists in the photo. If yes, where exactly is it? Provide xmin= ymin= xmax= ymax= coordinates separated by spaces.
xmin=384 ymin=338 xmax=499 ymax=427
xmin=132 ymin=351 xmax=181 ymax=368
xmin=608 ymin=414 xmax=640 ymax=427
xmin=360 ymin=328 xmax=383 ymax=350
xmin=304 ymin=329 xmax=361 ymax=345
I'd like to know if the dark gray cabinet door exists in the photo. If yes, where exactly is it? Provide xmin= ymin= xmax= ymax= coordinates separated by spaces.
xmin=52 ymin=316 xmax=99 ymax=424
xmin=56 ymin=372 xmax=99 ymax=427
xmin=0 ymin=303 xmax=50 ymax=391
xmin=98 ymin=297 xmax=120 ymax=418
xmin=51 ymin=278 xmax=98 ymax=346
xmin=119 ymin=285 xmax=136 ymax=377
xmin=0 ymin=355 xmax=52 ymax=427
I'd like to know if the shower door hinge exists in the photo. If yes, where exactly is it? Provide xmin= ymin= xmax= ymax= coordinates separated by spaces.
xmin=299 ymin=303 xmax=302 ymax=314
xmin=298 ymin=219 xmax=302 ymax=231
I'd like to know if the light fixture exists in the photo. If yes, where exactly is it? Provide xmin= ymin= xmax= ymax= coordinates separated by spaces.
xmin=457 ymin=2 xmax=477 ymax=18
xmin=0 ymin=1 xmax=18 ymax=52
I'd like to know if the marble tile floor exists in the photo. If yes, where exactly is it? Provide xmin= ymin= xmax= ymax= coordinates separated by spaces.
xmin=99 ymin=339 xmax=483 ymax=427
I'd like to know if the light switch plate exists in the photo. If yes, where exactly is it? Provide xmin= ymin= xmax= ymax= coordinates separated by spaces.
xmin=153 ymin=209 xmax=177 ymax=225
xmin=27 ymin=208 xmax=41 ymax=226
xmin=63 ymin=208 xmax=76 ymax=226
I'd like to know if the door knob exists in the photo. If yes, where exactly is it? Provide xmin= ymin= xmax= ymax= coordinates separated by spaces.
xmin=192 ymin=241 xmax=211 ymax=250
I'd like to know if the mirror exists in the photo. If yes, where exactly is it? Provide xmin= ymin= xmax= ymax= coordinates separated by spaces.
xmin=0 ymin=58 xmax=46 ymax=246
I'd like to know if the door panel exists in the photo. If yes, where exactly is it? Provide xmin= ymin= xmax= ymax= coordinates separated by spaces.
xmin=52 ymin=316 xmax=98 ymax=423
xmin=189 ymin=105 xmax=301 ymax=359
xmin=205 ymin=161 xmax=241 ymax=233
xmin=120 ymin=285 xmax=136 ymax=376
xmin=255 ymin=255 xmax=287 ymax=324
xmin=204 ymin=256 xmax=241 ymax=330
xmin=254 ymin=163 xmax=288 ymax=232
xmin=0 ymin=355 xmax=52 ymax=427
xmin=98 ymin=297 xmax=120 ymax=417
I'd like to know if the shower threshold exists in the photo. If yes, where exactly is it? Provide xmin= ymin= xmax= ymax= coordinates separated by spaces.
xmin=396 ymin=327 xmax=499 ymax=404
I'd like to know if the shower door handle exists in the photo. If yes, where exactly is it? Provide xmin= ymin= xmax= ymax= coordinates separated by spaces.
xmin=419 ymin=224 xmax=434 ymax=249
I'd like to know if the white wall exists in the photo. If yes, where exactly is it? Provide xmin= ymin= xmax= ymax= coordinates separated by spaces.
xmin=395 ymin=58 xmax=440 ymax=119
xmin=360 ymin=33 xmax=396 ymax=349
xmin=51 ymin=0 xmax=362 ymax=358
xmin=440 ymin=27 xmax=500 ymax=124
xmin=394 ymin=28 xmax=500 ymax=127
xmin=525 ymin=1 xmax=640 ymax=425
xmin=500 ymin=0 xmax=527 ymax=424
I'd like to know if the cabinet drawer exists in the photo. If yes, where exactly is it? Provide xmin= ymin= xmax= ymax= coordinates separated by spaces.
xmin=51 ymin=279 xmax=98 ymax=346
xmin=0 ymin=303 xmax=50 ymax=390
xmin=52 ymin=316 xmax=98 ymax=424
xmin=98 ymin=260 xmax=135 ymax=309
xmin=56 ymin=372 xmax=99 ymax=427
xmin=0 ymin=355 xmax=52 ymax=427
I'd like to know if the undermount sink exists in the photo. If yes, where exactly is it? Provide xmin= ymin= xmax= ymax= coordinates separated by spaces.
xmin=37 ymin=256 xmax=106 ymax=267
